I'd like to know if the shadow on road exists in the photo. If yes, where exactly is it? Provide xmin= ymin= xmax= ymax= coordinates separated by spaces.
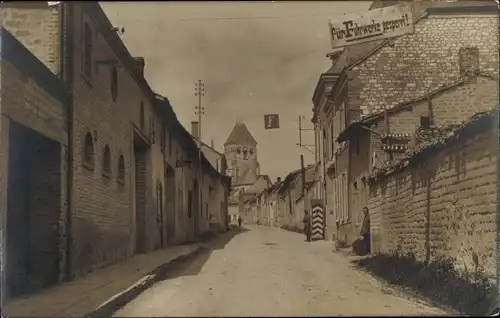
xmin=154 ymin=226 xmax=250 ymax=282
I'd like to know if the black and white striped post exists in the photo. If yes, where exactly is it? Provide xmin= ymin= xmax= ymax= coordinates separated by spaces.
xmin=310 ymin=199 xmax=325 ymax=241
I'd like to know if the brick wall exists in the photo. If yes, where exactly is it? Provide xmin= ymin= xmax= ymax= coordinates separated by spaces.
xmin=69 ymin=4 xmax=143 ymax=275
xmin=369 ymin=130 xmax=496 ymax=276
xmin=1 ymin=31 xmax=68 ymax=287
xmin=1 ymin=60 xmax=67 ymax=144
xmin=0 ymin=2 xmax=228 ymax=282
xmin=0 ymin=5 xmax=61 ymax=74
xmin=349 ymin=13 xmax=498 ymax=117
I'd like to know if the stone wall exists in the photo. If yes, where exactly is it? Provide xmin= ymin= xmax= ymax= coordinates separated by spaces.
xmin=367 ymin=75 xmax=499 ymax=169
xmin=369 ymin=128 xmax=496 ymax=276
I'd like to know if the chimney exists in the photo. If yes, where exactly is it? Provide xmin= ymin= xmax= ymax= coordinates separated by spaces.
xmin=276 ymin=177 xmax=281 ymax=183
xmin=133 ymin=57 xmax=145 ymax=76
xmin=191 ymin=121 xmax=200 ymax=140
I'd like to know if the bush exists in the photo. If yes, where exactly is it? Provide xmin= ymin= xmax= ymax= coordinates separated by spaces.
xmin=354 ymin=251 xmax=494 ymax=316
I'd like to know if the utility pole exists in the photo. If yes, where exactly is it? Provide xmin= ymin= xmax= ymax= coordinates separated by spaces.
xmin=194 ymin=80 xmax=205 ymax=237
xmin=194 ymin=79 xmax=205 ymax=140
xmin=297 ymin=115 xmax=315 ymax=155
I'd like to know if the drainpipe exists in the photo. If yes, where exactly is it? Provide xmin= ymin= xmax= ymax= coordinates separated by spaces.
xmin=61 ymin=2 xmax=74 ymax=281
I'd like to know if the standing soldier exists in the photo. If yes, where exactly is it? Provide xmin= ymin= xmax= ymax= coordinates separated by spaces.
xmin=237 ymin=215 xmax=242 ymax=228
xmin=360 ymin=207 xmax=371 ymax=255
xmin=302 ymin=210 xmax=311 ymax=242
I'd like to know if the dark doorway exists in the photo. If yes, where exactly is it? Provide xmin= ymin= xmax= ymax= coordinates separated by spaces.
xmin=165 ymin=165 xmax=176 ymax=244
xmin=157 ymin=181 xmax=164 ymax=248
xmin=6 ymin=121 xmax=61 ymax=299
xmin=133 ymin=131 xmax=148 ymax=254
xmin=193 ymin=180 xmax=199 ymax=237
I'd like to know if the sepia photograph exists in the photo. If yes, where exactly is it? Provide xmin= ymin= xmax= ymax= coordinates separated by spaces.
xmin=0 ymin=0 xmax=498 ymax=317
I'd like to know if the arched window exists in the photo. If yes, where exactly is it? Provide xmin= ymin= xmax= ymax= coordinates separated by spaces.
xmin=118 ymin=155 xmax=125 ymax=184
xmin=140 ymin=102 xmax=145 ymax=129
xmin=111 ymin=65 xmax=118 ymax=102
xmin=83 ymin=132 xmax=95 ymax=169
xmin=103 ymin=144 xmax=111 ymax=175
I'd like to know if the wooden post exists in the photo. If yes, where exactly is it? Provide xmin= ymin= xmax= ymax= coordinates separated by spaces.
xmin=427 ymin=96 xmax=434 ymax=125
xmin=300 ymin=155 xmax=306 ymax=197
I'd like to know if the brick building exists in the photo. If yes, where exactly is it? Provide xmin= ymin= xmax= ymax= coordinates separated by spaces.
xmin=311 ymin=0 xmax=498 ymax=245
xmin=0 ymin=1 xmax=229 ymax=298
xmin=367 ymin=109 xmax=497 ymax=276
xmin=0 ymin=26 xmax=68 ymax=298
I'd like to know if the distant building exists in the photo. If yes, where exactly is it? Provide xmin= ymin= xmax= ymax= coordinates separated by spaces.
xmin=190 ymin=121 xmax=227 ymax=175
xmin=224 ymin=120 xmax=260 ymax=189
xmin=223 ymin=121 xmax=271 ymax=223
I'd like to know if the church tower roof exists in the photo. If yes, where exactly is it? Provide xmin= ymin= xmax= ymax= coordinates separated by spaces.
xmin=224 ymin=121 xmax=257 ymax=147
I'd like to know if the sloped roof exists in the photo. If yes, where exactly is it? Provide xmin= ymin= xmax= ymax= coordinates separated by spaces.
xmin=337 ymin=72 xmax=497 ymax=142
xmin=259 ymin=175 xmax=272 ymax=186
xmin=224 ymin=122 xmax=257 ymax=146
xmin=367 ymin=107 xmax=497 ymax=184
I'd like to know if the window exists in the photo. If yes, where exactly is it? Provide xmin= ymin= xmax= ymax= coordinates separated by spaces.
xmin=160 ymin=124 xmax=165 ymax=154
xmin=111 ymin=65 xmax=118 ymax=101
xmin=151 ymin=117 xmax=156 ymax=143
xmin=330 ymin=123 xmax=335 ymax=157
xmin=249 ymin=148 xmax=254 ymax=155
xmin=168 ymin=130 xmax=172 ymax=155
xmin=420 ymin=116 xmax=430 ymax=128
xmin=140 ymin=102 xmax=145 ymax=129
xmin=178 ymin=188 xmax=182 ymax=213
xmin=118 ymin=154 xmax=125 ymax=184
xmin=83 ymin=133 xmax=95 ymax=169
xmin=83 ymin=22 xmax=92 ymax=79
xmin=237 ymin=148 xmax=241 ymax=154
xmin=103 ymin=144 xmax=111 ymax=176
xmin=458 ymin=47 xmax=479 ymax=77
xmin=187 ymin=190 xmax=193 ymax=218
xmin=157 ymin=182 xmax=163 ymax=224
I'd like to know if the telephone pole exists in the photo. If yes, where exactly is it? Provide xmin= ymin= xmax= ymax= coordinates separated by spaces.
xmin=194 ymin=79 xmax=205 ymax=237
xmin=297 ymin=116 xmax=315 ymax=155
xmin=194 ymin=79 xmax=205 ymax=140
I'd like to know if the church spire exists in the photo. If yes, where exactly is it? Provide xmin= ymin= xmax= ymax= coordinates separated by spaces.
xmin=224 ymin=121 xmax=257 ymax=147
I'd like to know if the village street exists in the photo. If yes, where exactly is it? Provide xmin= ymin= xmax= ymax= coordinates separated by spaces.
xmin=115 ymin=226 xmax=448 ymax=317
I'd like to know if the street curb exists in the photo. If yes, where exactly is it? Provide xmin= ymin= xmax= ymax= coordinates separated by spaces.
xmin=85 ymin=245 xmax=205 ymax=318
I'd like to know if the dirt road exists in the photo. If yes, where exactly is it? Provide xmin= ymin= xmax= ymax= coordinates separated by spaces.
xmin=115 ymin=226 xmax=448 ymax=317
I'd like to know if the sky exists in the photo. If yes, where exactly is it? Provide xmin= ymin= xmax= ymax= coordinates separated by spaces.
xmin=101 ymin=1 xmax=373 ymax=180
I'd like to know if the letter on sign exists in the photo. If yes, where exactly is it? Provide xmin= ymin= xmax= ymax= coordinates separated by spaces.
xmin=264 ymin=114 xmax=280 ymax=129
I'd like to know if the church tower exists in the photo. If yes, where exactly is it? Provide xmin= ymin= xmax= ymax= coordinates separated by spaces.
xmin=224 ymin=121 xmax=260 ymax=187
